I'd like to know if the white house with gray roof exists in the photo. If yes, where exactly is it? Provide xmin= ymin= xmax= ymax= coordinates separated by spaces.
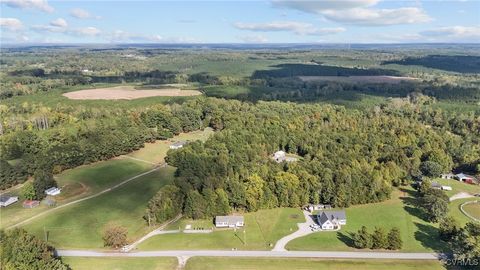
xmin=170 ymin=141 xmax=187 ymax=150
xmin=316 ymin=210 xmax=347 ymax=230
xmin=0 ymin=195 xmax=18 ymax=207
xmin=215 ymin=215 xmax=244 ymax=228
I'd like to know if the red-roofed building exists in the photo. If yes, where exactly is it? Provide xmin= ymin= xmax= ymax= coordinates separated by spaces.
xmin=23 ymin=200 xmax=40 ymax=208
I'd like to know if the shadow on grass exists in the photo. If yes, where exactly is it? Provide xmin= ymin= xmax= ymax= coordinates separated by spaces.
xmin=414 ymin=222 xmax=451 ymax=254
xmin=399 ymin=187 xmax=430 ymax=222
xmin=337 ymin=231 xmax=355 ymax=248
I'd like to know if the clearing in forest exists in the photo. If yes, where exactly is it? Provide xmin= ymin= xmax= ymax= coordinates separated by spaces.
xmin=63 ymin=85 xmax=202 ymax=100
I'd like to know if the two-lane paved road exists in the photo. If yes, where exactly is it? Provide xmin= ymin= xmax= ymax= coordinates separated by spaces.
xmin=57 ymin=250 xmax=440 ymax=260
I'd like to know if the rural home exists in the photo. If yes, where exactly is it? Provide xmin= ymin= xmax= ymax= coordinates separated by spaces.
xmin=272 ymin=150 xmax=298 ymax=163
xmin=440 ymin=173 xmax=455 ymax=179
xmin=45 ymin=187 xmax=61 ymax=196
xmin=306 ymin=204 xmax=332 ymax=212
xmin=0 ymin=195 xmax=19 ymax=207
xmin=23 ymin=200 xmax=40 ymax=208
xmin=455 ymin=173 xmax=478 ymax=184
xmin=316 ymin=210 xmax=347 ymax=230
xmin=170 ymin=141 xmax=186 ymax=150
xmin=273 ymin=150 xmax=286 ymax=162
xmin=215 ymin=216 xmax=244 ymax=228
xmin=431 ymin=182 xmax=442 ymax=190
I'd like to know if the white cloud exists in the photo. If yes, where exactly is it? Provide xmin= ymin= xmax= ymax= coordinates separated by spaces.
xmin=70 ymin=8 xmax=101 ymax=19
xmin=0 ymin=17 xmax=23 ymax=31
xmin=272 ymin=0 xmax=379 ymax=12
xmin=50 ymin=18 xmax=68 ymax=28
xmin=238 ymin=34 xmax=269 ymax=43
xmin=420 ymin=26 xmax=480 ymax=40
xmin=31 ymin=18 xmax=68 ymax=33
xmin=109 ymin=30 xmax=163 ymax=42
xmin=322 ymin=7 xmax=432 ymax=25
xmin=70 ymin=26 xmax=101 ymax=36
xmin=0 ymin=0 xmax=54 ymax=13
xmin=271 ymin=0 xmax=431 ymax=26
xmin=234 ymin=21 xmax=345 ymax=35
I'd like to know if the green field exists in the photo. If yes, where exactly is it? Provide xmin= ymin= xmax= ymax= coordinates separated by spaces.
xmin=461 ymin=201 xmax=480 ymax=220
xmin=23 ymin=166 xmax=175 ymax=249
xmin=287 ymin=188 xmax=447 ymax=252
xmin=434 ymin=178 xmax=480 ymax=197
xmin=63 ymin=257 xmax=177 ymax=270
xmin=1 ymin=128 xmax=214 ymax=230
xmin=185 ymin=257 xmax=445 ymax=270
xmin=0 ymin=158 xmax=151 ymax=229
xmin=127 ymin=128 xmax=214 ymax=164
xmin=137 ymin=208 xmax=304 ymax=251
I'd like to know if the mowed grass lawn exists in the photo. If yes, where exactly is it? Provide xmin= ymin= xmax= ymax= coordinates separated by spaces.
xmin=62 ymin=257 xmax=177 ymax=270
xmin=127 ymin=128 xmax=214 ymax=164
xmin=287 ymin=188 xmax=446 ymax=252
xmin=0 ymin=158 xmax=151 ymax=229
xmin=463 ymin=201 xmax=480 ymax=219
xmin=185 ymin=258 xmax=445 ymax=270
xmin=434 ymin=178 xmax=480 ymax=197
xmin=23 ymin=166 xmax=176 ymax=249
xmin=138 ymin=208 xmax=304 ymax=251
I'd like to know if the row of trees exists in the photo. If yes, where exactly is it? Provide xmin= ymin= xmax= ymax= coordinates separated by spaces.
xmin=351 ymin=226 xmax=402 ymax=250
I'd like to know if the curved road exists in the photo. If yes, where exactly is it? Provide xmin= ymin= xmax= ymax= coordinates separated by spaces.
xmin=57 ymin=249 xmax=440 ymax=260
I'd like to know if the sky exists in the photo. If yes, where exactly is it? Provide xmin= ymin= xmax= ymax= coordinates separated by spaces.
xmin=0 ymin=0 xmax=479 ymax=44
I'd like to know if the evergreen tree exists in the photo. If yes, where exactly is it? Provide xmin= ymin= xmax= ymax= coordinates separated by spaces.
xmin=352 ymin=226 xmax=372 ymax=249
xmin=387 ymin=227 xmax=402 ymax=250
xmin=371 ymin=227 xmax=388 ymax=249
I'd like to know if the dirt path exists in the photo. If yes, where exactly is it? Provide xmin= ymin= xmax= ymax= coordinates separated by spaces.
xmin=450 ymin=192 xmax=475 ymax=201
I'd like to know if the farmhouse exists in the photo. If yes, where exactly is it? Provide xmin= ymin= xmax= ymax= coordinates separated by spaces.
xmin=455 ymin=173 xmax=478 ymax=184
xmin=272 ymin=150 xmax=298 ymax=163
xmin=170 ymin=141 xmax=186 ymax=150
xmin=440 ymin=173 xmax=455 ymax=179
xmin=215 ymin=215 xmax=244 ymax=228
xmin=23 ymin=200 xmax=40 ymax=208
xmin=316 ymin=210 xmax=347 ymax=230
xmin=45 ymin=187 xmax=61 ymax=196
xmin=0 ymin=195 xmax=19 ymax=207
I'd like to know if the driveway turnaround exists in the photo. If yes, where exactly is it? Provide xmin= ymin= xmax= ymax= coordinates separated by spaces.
xmin=57 ymin=250 xmax=439 ymax=260
xmin=273 ymin=210 xmax=317 ymax=251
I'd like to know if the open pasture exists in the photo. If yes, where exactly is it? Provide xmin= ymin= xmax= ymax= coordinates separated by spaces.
xmin=63 ymin=85 xmax=202 ymax=100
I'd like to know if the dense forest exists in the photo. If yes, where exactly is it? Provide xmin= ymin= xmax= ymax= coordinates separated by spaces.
xmin=147 ymin=98 xmax=480 ymax=223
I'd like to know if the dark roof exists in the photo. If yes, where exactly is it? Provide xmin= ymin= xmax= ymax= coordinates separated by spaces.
xmin=318 ymin=212 xmax=330 ymax=224
xmin=318 ymin=210 xmax=347 ymax=223
xmin=0 ymin=195 xmax=14 ymax=203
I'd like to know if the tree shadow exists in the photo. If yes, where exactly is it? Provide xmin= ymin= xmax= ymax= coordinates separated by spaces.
xmin=399 ymin=187 xmax=430 ymax=222
xmin=414 ymin=222 xmax=450 ymax=254
xmin=337 ymin=231 xmax=355 ymax=248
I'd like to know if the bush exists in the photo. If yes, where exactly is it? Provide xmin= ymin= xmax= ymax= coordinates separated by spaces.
xmin=102 ymin=224 xmax=128 ymax=249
